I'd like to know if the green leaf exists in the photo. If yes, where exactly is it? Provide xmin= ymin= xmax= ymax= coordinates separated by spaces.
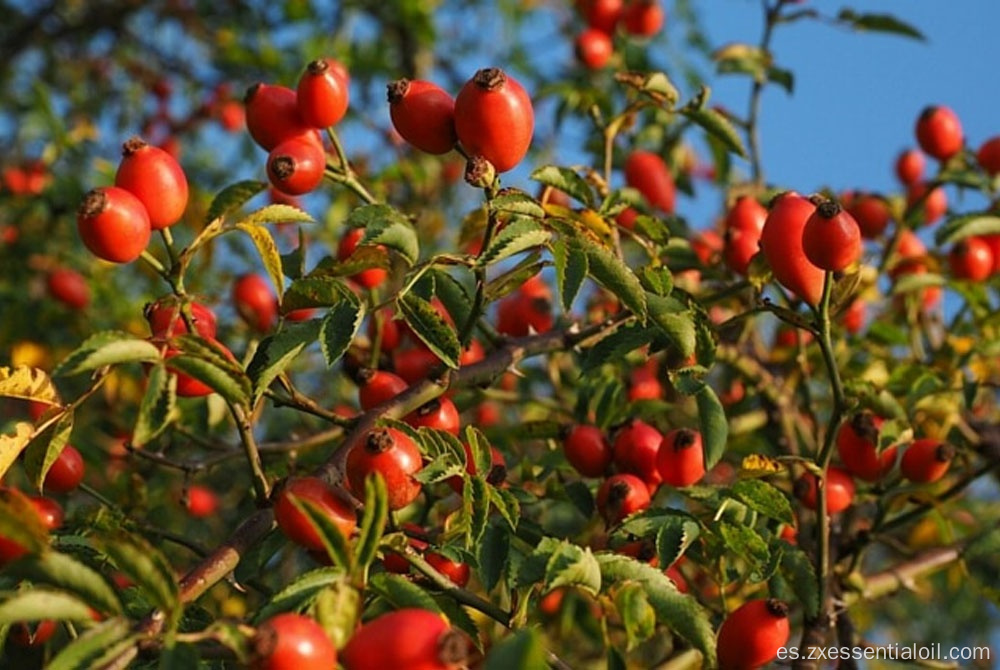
xmin=351 ymin=204 xmax=420 ymax=265
xmin=767 ymin=66 xmax=795 ymax=94
xmin=397 ymin=292 xmax=461 ymax=369
xmin=355 ymin=475 xmax=389 ymax=572
xmin=551 ymin=236 xmax=588 ymax=312
xmin=530 ymin=166 xmax=595 ymax=208
xmin=311 ymin=579 xmax=361 ymax=650
xmin=891 ymin=271 xmax=945 ymax=297
xmin=237 ymin=203 xmax=314 ymax=228
xmin=598 ymin=554 xmax=716 ymax=665
xmin=430 ymin=270 xmax=472 ymax=333
xmin=99 ymin=532 xmax=179 ymax=614
xmin=206 ymin=180 xmax=267 ymax=223
xmin=483 ymin=253 xmax=545 ymax=303
xmin=467 ymin=476 xmax=491 ymax=547
xmin=320 ymin=294 xmax=365 ymax=367
xmin=367 ymin=573 xmax=442 ymax=613
xmin=647 ymin=294 xmax=696 ymax=358
xmin=484 ymin=629 xmax=548 ymax=670
xmin=695 ymin=384 xmax=728 ymax=470
xmin=158 ymin=642 xmax=201 ymax=670
xmin=0 ymin=589 xmax=94 ymax=624
xmin=287 ymin=496 xmax=353 ymax=571
xmin=247 ymin=319 xmax=322 ymax=399
xmin=616 ymin=583 xmax=657 ymax=651
xmin=729 ymin=480 xmax=793 ymax=524
xmin=582 ymin=324 xmax=655 ymax=373
xmin=0 ymin=488 xmax=48 ymax=554
xmin=46 ymin=618 xmax=136 ymax=670
xmin=490 ymin=487 xmax=521 ymax=531
xmin=167 ymin=335 xmax=251 ymax=406
xmin=583 ymin=240 xmax=647 ymax=318
xmin=546 ymin=543 xmax=602 ymax=596
xmin=6 ymin=551 xmax=122 ymax=616
xmin=431 ymin=594 xmax=482 ymax=651
xmin=681 ymin=106 xmax=747 ymax=158
xmin=717 ymin=520 xmax=770 ymax=568
xmin=780 ymin=544 xmax=819 ymax=618
xmin=54 ymin=331 xmax=160 ymax=376
xmin=837 ymin=10 xmax=925 ymax=40
xmin=638 ymin=266 xmax=674 ymax=297
xmin=477 ymin=218 xmax=552 ymax=267
xmin=283 ymin=275 xmax=355 ymax=311
xmin=478 ymin=521 xmax=511 ymax=592
xmin=132 ymin=363 xmax=177 ymax=447
xmin=934 ymin=213 xmax=1000 ymax=246
xmin=491 ymin=190 xmax=546 ymax=219
xmin=235 ymin=221 xmax=286 ymax=302
xmin=254 ymin=567 xmax=347 ymax=624
xmin=655 ymin=517 xmax=701 ymax=569
xmin=23 ymin=410 xmax=73 ymax=491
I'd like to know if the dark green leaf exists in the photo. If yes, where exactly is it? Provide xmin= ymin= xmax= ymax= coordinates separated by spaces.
xmin=655 ymin=517 xmax=701 ymax=569
xmin=483 ymin=253 xmax=545 ymax=303
xmin=530 ymin=166 xmax=595 ymax=208
xmin=468 ymin=476 xmax=490 ymax=547
xmin=767 ymin=66 xmax=795 ymax=93
xmin=717 ymin=520 xmax=770 ymax=567
xmin=695 ymin=384 xmax=728 ymax=469
xmin=490 ymin=487 xmax=521 ymax=531
xmin=282 ymin=275 xmax=354 ymax=311
xmin=647 ymin=294 xmax=696 ymax=358
xmin=430 ymin=270 xmax=472 ymax=333
xmin=478 ymin=521 xmax=511 ymax=592
xmin=681 ymin=106 xmax=747 ymax=158
xmin=132 ymin=363 xmax=177 ymax=447
xmin=551 ymin=236 xmax=588 ymax=312
xmin=397 ymin=292 xmax=461 ymax=369
xmin=23 ymin=411 xmax=73 ymax=491
xmin=780 ymin=544 xmax=819 ymax=618
xmin=477 ymin=218 xmax=552 ymax=267
xmin=206 ymin=180 xmax=267 ymax=223
xmin=46 ymin=618 xmax=136 ymax=670
xmin=729 ymin=480 xmax=792 ymax=524
xmin=247 ymin=319 xmax=322 ymax=399
xmin=582 ymin=324 xmax=655 ymax=372
xmin=355 ymin=475 xmax=389 ymax=572
xmin=584 ymin=241 xmax=647 ymax=318
xmin=491 ymin=190 xmax=545 ymax=218
xmin=167 ymin=335 xmax=251 ymax=406
xmin=320 ymin=295 xmax=365 ymax=367
xmin=837 ymin=10 xmax=925 ymax=40
xmin=54 ymin=331 xmax=160 ymax=376
xmin=484 ymin=628 xmax=548 ymax=670
xmin=351 ymin=204 xmax=420 ymax=265
xmin=616 ymin=583 xmax=657 ymax=651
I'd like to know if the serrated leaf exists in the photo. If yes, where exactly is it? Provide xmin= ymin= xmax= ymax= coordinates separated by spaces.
xmin=695 ymin=384 xmax=728 ymax=470
xmin=288 ymin=496 xmax=353 ymax=571
xmin=236 ymin=221 xmax=285 ymax=302
xmin=477 ymin=218 xmax=552 ymax=267
xmin=483 ymin=253 xmax=545 ymax=303
xmin=582 ymin=324 xmax=655 ymax=373
xmin=167 ymin=336 xmax=251 ymax=406
xmin=237 ymin=203 xmax=314 ymax=228
xmin=491 ymin=190 xmax=546 ymax=218
xmin=583 ymin=241 xmax=647 ymax=318
xmin=0 ymin=422 xmax=33 ymax=481
xmin=254 ymin=567 xmax=347 ymax=624
xmin=638 ymin=266 xmax=673 ymax=296
xmin=467 ymin=476 xmax=490 ymax=547
xmin=247 ymin=319 xmax=322 ymax=399
xmin=320 ymin=296 xmax=365 ymax=367
xmin=397 ymin=292 xmax=461 ymax=369
xmin=837 ymin=10 xmax=925 ymax=40
xmin=350 ymin=204 xmax=419 ymax=265
xmin=478 ymin=521 xmax=510 ymax=592
xmin=367 ymin=573 xmax=442 ymax=613
xmin=100 ymin=532 xmax=179 ymax=614
xmin=551 ymin=237 xmax=588 ymax=311
xmin=431 ymin=594 xmax=482 ymax=650
xmin=648 ymin=294 xmax=696 ymax=358
xmin=598 ymin=555 xmax=716 ymax=665
xmin=46 ymin=618 xmax=137 ymax=670
xmin=717 ymin=520 xmax=770 ymax=567
xmin=546 ymin=544 xmax=601 ymax=595
xmin=934 ymin=213 xmax=1000 ymax=246
xmin=24 ymin=410 xmax=73 ymax=491
xmin=729 ymin=480 xmax=793 ymax=524
xmin=430 ymin=270 xmax=472 ymax=333
xmin=0 ymin=365 xmax=59 ymax=403
xmin=355 ymin=475 xmax=389 ymax=572
xmin=780 ymin=544 xmax=819 ymax=618
xmin=681 ymin=106 xmax=747 ymax=158
xmin=530 ymin=166 xmax=595 ymax=208
xmin=654 ymin=518 xmax=701 ymax=569
xmin=6 ymin=551 xmax=122 ymax=616
xmin=54 ymin=332 xmax=161 ymax=376
xmin=206 ymin=180 xmax=267 ymax=223
xmin=616 ymin=583 xmax=657 ymax=651
xmin=484 ymin=629 xmax=547 ymax=670
xmin=132 ymin=363 xmax=176 ymax=448
xmin=311 ymin=579 xmax=361 ymax=650
xmin=490 ymin=487 xmax=521 ymax=531
xmin=283 ymin=275 xmax=355 ymax=311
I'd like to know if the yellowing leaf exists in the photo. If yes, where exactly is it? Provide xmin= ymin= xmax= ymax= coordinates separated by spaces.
xmin=0 ymin=366 xmax=60 ymax=404
xmin=0 ymin=422 xmax=33 ymax=480
xmin=740 ymin=454 xmax=784 ymax=476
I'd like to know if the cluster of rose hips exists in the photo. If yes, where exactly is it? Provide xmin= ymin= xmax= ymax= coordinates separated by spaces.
xmin=76 ymin=136 xmax=189 ymax=264
xmin=573 ymin=0 xmax=666 ymax=70
xmin=388 ymin=66 xmax=534 ymax=175
xmin=245 ymin=58 xmax=350 ymax=196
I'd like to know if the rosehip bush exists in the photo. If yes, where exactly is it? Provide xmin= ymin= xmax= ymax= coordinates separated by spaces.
xmin=1 ymin=3 xmax=999 ymax=669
